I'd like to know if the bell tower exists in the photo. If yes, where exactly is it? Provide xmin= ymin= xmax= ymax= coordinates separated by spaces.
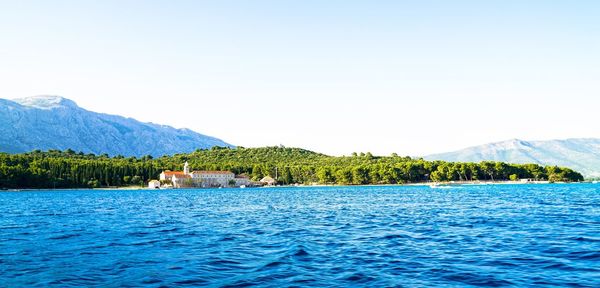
xmin=184 ymin=161 xmax=190 ymax=175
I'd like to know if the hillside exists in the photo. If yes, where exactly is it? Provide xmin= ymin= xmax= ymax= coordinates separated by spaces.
xmin=425 ymin=138 xmax=600 ymax=178
xmin=0 ymin=147 xmax=583 ymax=188
xmin=0 ymin=96 xmax=232 ymax=157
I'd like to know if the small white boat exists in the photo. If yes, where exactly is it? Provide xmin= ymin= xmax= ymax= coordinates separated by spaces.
xmin=240 ymin=185 xmax=246 ymax=189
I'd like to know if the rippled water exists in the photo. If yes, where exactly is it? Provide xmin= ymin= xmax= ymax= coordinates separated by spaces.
xmin=1 ymin=184 xmax=599 ymax=287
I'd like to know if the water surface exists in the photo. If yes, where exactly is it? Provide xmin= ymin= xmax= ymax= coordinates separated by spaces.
xmin=1 ymin=184 xmax=599 ymax=287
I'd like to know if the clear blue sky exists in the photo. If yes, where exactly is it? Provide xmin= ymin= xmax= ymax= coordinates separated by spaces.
xmin=1 ymin=1 xmax=599 ymax=156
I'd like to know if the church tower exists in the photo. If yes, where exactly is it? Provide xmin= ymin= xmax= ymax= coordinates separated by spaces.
xmin=184 ymin=161 xmax=190 ymax=175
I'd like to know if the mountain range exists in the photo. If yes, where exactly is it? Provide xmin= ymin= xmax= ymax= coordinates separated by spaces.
xmin=2 ymin=96 xmax=599 ymax=177
xmin=0 ymin=96 xmax=232 ymax=157
xmin=425 ymin=138 xmax=600 ymax=178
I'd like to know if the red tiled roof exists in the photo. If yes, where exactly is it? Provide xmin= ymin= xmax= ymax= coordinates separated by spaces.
xmin=173 ymin=174 xmax=191 ymax=179
xmin=162 ymin=171 xmax=187 ymax=176
xmin=191 ymin=171 xmax=234 ymax=174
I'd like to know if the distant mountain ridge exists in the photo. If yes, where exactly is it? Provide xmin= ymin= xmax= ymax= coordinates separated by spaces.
xmin=0 ymin=95 xmax=232 ymax=157
xmin=425 ymin=138 xmax=600 ymax=177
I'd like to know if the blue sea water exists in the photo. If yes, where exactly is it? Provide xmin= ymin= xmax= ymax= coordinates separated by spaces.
xmin=1 ymin=184 xmax=599 ymax=287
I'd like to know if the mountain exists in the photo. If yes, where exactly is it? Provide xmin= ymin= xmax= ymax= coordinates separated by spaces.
xmin=0 ymin=95 xmax=233 ymax=157
xmin=425 ymin=138 xmax=600 ymax=177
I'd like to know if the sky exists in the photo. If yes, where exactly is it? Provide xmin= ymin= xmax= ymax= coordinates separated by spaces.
xmin=1 ymin=1 xmax=599 ymax=156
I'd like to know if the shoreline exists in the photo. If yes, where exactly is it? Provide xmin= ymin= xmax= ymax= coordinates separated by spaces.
xmin=1 ymin=180 xmax=589 ymax=192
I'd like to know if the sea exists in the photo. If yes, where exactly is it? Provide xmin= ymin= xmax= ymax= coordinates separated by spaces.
xmin=1 ymin=184 xmax=599 ymax=287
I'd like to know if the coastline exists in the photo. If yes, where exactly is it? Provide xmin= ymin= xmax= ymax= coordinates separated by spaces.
xmin=2 ymin=180 xmax=588 ymax=192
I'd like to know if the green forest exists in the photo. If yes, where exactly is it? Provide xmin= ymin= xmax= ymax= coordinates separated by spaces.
xmin=0 ymin=146 xmax=584 ymax=189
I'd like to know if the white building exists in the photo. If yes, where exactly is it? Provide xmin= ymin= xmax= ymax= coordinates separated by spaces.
xmin=160 ymin=162 xmax=190 ymax=181
xmin=159 ymin=162 xmax=236 ymax=188
xmin=171 ymin=173 xmax=193 ymax=188
xmin=190 ymin=171 xmax=235 ymax=188
xmin=234 ymin=175 xmax=251 ymax=187
xmin=148 ymin=180 xmax=161 ymax=189
xmin=160 ymin=162 xmax=196 ymax=188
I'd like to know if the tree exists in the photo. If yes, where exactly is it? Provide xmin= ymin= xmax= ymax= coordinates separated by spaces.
xmin=87 ymin=179 xmax=100 ymax=188
xmin=131 ymin=176 xmax=142 ymax=186
xmin=317 ymin=167 xmax=335 ymax=184
xmin=430 ymin=170 xmax=445 ymax=182
xmin=352 ymin=166 xmax=370 ymax=185
xmin=481 ymin=162 xmax=495 ymax=181
xmin=335 ymin=168 xmax=353 ymax=185
xmin=281 ymin=167 xmax=293 ymax=184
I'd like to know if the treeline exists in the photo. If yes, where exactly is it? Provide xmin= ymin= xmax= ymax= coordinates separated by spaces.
xmin=0 ymin=147 xmax=584 ymax=189
xmin=0 ymin=149 xmax=161 ymax=189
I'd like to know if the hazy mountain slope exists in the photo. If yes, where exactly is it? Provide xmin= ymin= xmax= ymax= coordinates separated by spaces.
xmin=0 ymin=96 xmax=232 ymax=157
xmin=425 ymin=138 xmax=600 ymax=177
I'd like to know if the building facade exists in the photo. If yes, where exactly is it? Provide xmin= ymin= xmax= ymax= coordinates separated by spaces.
xmin=190 ymin=171 xmax=235 ymax=188
xmin=159 ymin=162 xmax=237 ymax=188
xmin=148 ymin=180 xmax=161 ymax=189
xmin=234 ymin=175 xmax=251 ymax=187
